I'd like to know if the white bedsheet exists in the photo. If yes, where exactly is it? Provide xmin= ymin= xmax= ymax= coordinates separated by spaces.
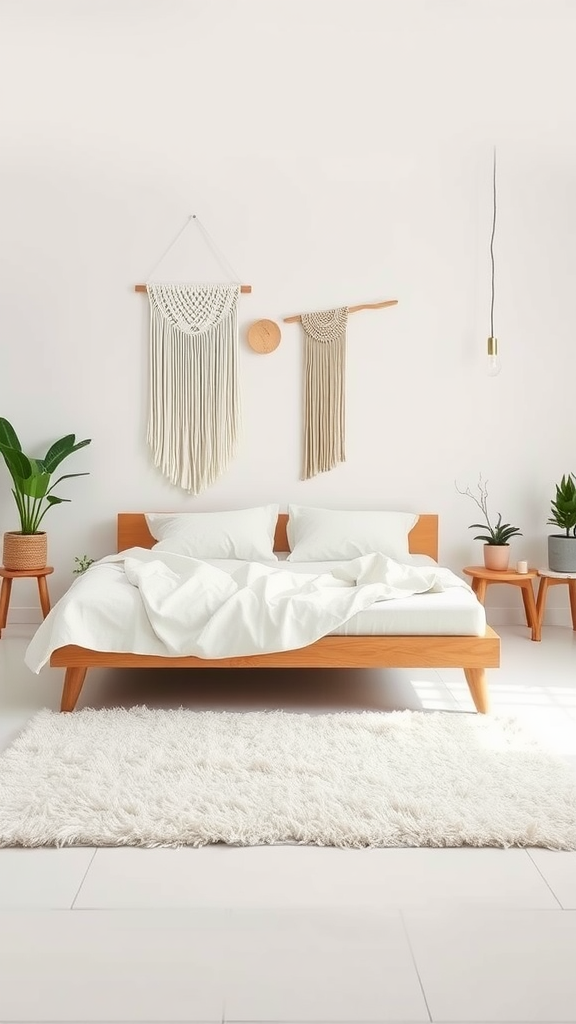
xmin=24 ymin=548 xmax=483 ymax=672
xmin=273 ymin=557 xmax=486 ymax=637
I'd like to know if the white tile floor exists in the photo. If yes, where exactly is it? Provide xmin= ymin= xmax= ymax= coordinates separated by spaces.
xmin=1 ymin=622 xmax=576 ymax=1023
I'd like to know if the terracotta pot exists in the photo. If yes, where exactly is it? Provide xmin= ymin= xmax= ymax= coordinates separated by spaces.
xmin=2 ymin=531 xmax=47 ymax=571
xmin=483 ymin=544 xmax=510 ymax=571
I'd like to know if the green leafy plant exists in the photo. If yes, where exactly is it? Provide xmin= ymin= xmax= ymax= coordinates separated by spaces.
xmin=0 ymin=418 xmax=91 ymax=535
xmin=547 ymin=473 xmax=576 ymax=537
xmin=456 ymin=475 xmax=522 ymax=545
xmin=73 ymin=555 xmax=95 ymax=575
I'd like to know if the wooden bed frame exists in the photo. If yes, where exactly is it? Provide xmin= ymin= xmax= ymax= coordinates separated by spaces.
xmin=51 ymin=512 xmax=500 ymax=713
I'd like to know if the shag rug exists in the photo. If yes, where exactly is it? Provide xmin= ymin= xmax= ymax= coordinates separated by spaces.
xmin=1 ymin=708 xmax=576 ymax=849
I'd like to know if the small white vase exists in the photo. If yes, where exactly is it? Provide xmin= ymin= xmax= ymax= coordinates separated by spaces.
xmin=483 ymin=545 xmax=510 ymax=571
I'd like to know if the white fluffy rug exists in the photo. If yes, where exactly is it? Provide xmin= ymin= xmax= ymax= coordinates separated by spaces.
xmin=1 ymin=708 xmax=576 ymax=849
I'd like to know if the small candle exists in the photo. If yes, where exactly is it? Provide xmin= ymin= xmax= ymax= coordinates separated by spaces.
xmin=517 ymin=560 xmax=528 ymax=574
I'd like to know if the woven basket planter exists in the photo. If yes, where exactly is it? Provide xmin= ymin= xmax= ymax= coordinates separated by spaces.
xmin=2 ymin=532 xmax=47 ymax=571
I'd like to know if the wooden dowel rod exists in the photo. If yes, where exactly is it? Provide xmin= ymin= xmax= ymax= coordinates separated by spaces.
xmin=135 ymin=284 xmax=252 ymax=294
xmin=283 ymin=299 xmax=398 ymax=324
xmin=348 ymin=299 xmax=398 ymax=314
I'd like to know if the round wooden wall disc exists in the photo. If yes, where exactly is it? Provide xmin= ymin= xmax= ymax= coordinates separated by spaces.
xmin=247 ymin=319 xmax=281 ymax=353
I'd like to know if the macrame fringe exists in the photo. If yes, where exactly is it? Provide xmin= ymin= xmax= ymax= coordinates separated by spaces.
xmin=146 ymin=284 xmax=240 ymax=494
xmin=301 ymin=307 xmax=348 ymax=480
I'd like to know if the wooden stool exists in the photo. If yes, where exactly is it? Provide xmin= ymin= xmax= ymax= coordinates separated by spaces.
xmin=463 ymin=565 xmax=540 ymax=641
xmin=535 ymin=569 xmax=576 ymax=641
xmin=0 ymin=566 xmax=54 ymax=638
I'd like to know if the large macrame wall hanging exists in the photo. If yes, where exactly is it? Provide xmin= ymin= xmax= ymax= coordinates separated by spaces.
xmin=135 ymin=216 xmax=251 ymax=494
xmin=146 ymin=283 xmax=240 ymax=494
xmin=284 ymin=298 xmax=398 ymax=480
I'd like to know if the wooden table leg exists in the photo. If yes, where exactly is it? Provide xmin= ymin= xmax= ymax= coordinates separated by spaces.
xmin=37 ymin=575 xmax=51 ymax=618
xmin=0 ymin=577 xmax=12 ymax=637
xmin=520 ymin=580 xmax=540 ymax=641
xmin=535 ymin=576 xmax=551 ymax=642
xmin=569 ymin=580 xmax=576 ymax=632
xmin=475 ymin=579 xmax=488 ymax=603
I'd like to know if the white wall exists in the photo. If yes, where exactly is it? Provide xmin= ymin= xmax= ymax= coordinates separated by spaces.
xmin=1 ymin=0 xmax=575 ymax=622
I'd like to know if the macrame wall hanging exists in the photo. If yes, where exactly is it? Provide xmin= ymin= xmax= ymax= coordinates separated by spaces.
xmin=283 ymin=299 xmax=398 ymax=480
xmin=135 ymin=216 xmax=251 ymax=495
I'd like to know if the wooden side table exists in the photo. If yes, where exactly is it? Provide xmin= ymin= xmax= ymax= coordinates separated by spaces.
xmin=535 ymin=569 xmax=576 ymax=641
xmin=462 ymin=565 xmax=540 ymax=642
xmin=0 ymin=566 xmax=54 ymax=638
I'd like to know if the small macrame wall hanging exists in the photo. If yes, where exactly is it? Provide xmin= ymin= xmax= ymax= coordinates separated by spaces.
xmin=135 ymin=216 xmax=251 ymax=495
xmin=284 ymin=299 xmax=398 ymax=480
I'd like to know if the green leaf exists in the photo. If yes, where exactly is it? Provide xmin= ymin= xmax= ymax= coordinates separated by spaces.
xmin=496 ymin=526 xmax=522 ymax=543
xmin=0 ymin=419 xmax=22 ymax=451
xmin=46 ymin=472 xmax=89 ymax=495
xmin=45 ymin=495 xmax=70 ymax=505
xmin=0 ymin=443 xmax=32 ymax=481
xmin=14 ymin=466 xmax=51 ymax=499
xmin=43 ymin=435 xmax=91 ymax=473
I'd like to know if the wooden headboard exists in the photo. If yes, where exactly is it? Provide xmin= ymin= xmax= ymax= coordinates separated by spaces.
xmin=117 ymin=512 xmax=439 ymax=560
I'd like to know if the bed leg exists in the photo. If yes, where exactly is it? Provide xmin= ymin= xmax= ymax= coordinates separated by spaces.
xmin=60 ymin=667 xmax=88 ymax=712
xmin=463 ymin=668 xmax=490 ymax=714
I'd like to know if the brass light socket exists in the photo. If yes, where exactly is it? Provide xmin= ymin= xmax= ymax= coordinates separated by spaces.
xmin=487 ymin=336 xmax=498 ymax=356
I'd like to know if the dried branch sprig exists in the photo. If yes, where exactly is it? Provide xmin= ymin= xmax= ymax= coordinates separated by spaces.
xmin=455 ymin=474 xmax=522 ymax=546
xmin=455 ymin=474 xmax=493 ymax=531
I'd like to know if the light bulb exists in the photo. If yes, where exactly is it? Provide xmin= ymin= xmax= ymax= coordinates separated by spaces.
xmin=487 ymin=336 xmax=501 ymax=376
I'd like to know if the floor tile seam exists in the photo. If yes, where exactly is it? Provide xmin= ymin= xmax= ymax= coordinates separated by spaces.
xmin=220 ymin=904 xmax=576 ymax=920
xmin=398 ymin=908 xmax=432 ymax=1023
xmin=525 ymin=849 xmax=569 ymax=910
xmin=70 ymin=847 xmax=99 ymax=908
xmin=401 ymin=906 xmax=576 ymax=921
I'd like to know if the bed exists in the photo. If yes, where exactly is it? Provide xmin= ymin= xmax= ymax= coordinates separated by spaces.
xmin=42 ymin=512 xmax=500 ymax=714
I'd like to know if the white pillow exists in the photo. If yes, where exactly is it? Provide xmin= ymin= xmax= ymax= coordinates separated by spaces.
xmin=145 ymin=505 xmax=279 ymax=562
xmin=286 ymin=505 xmax=418 ymax=562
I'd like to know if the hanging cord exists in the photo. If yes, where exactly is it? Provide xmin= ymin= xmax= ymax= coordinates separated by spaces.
xmin=489 ymin=147 xmax=497 ymax=337
xmin=193 ymin=215 xmax=242 ymax=283
xmin=145 ymin=214 xmax=241 ymax=283
xmin=145 ymin=215 xmax=194 ymax=281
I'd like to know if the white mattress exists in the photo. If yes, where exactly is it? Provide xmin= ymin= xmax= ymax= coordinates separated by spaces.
xmin=271 ymin=556 xmax=485 ymax=637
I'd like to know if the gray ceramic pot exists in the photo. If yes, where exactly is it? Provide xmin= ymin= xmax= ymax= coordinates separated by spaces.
xmin=548 ymin=535 xmax=576 ymax=572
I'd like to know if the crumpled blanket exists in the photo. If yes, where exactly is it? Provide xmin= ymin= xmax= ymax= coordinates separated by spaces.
xmin=122 ymin=550 xmax=453 ymax=658
xmin=24 ymin=547 xmax=470 ymax=670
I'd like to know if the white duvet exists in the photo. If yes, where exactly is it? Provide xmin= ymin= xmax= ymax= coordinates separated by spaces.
xmin=24 ymin=547 xmax=474 ymax=671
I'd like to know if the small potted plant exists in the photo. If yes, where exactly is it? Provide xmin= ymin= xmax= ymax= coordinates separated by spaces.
xmin=73 ymin=555 xmax=95 ymax=575
xmin=547 ymin=473 xmax=576 ymax=572
xmin=456 ymin=475 xmax=522 ymax=570
xmin=0 ymin=418 xmax=91 ymax=571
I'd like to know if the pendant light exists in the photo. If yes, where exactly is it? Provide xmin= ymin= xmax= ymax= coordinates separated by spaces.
xmin=486 ymin=147 xmax=501 ymax=376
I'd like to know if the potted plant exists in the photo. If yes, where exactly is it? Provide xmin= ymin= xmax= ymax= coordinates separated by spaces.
xmin=547 ymin=473 xmax=576 ymax=572
xmin=73 ymin=555 xmax=95 ymax=575
xmin=0 ymin=418 xmax=91 ymax=571
xmin=456 ymin=475 xmax=522 ymax=570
